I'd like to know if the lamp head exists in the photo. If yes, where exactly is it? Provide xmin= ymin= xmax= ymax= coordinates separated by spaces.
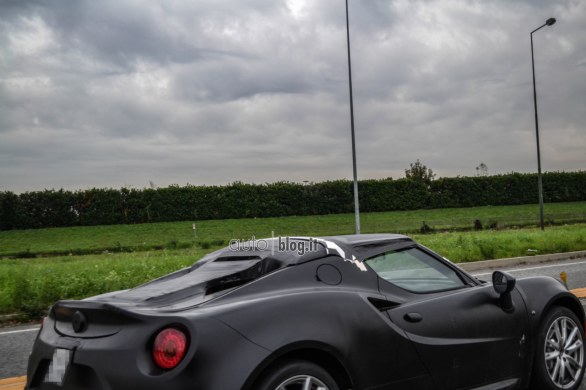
xmin=546 ymin=18 xmax=556 ymax=26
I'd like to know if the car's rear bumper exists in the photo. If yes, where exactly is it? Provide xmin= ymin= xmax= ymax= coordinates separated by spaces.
xmin=26 ymin=313 xmax=270 ymax=390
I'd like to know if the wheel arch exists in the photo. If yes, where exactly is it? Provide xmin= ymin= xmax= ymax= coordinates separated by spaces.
xmin=516 ymin=277 xmax=585 ymax=333
xmin=242 ymin=342 xmax=354 ymax=390
xmin=542 ymin=295 xmax=586 ymax=331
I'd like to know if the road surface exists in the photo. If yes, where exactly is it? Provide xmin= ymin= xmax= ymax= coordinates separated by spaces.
xmin=0 ymin=324 xmax=38 ymax=379
xmin=470 ymin=257 xmax=586 ymax=290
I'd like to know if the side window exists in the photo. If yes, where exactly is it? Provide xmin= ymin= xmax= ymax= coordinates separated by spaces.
xmin=366 ymin=247 xmax=466 ymax=293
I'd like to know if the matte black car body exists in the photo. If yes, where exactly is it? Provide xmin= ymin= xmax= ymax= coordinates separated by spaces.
xmin=26 ymin=234 xmax=585 ymax=390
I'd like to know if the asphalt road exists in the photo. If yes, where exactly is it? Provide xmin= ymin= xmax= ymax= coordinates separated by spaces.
xmin=470 ymin=257 xmax=586 ymax=290
xmin=2 ymin=256 xmax=586 ymax=389
xmin=0 ymin=324 xmax=38 ymax=378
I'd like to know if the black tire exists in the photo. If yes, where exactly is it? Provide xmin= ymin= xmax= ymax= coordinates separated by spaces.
xmin=531 ymin=306 xmax=585 ymax=390
xmin=254 ymin=359 xmax=340 ymax=390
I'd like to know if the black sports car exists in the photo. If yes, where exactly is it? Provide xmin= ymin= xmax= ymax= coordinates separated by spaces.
xmin=26 ymin=234 xmax=585 ymax=390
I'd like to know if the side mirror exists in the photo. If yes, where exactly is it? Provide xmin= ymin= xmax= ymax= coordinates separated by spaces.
xmin=492 ymin=271 xmax=516 ymax=313
xmin=493 ymin=271 xmax=516 ymax=294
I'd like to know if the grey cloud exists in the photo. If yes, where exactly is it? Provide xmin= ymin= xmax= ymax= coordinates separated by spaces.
xmin=0 ymin=0 xmax=584 ymax=193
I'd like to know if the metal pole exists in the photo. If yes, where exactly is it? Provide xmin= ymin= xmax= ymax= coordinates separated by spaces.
xmin=530 ymin=19 xmax=555 ymax=231
xmin=531 ymin=30 xmax=545 ymax=231
xmin=345 ymin=0 xmax=360 ymax=234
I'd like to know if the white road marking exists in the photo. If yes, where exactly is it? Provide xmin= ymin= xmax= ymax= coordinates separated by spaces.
xmin=473 ymin=260 xmax=586 ymax=277
xmin=0 ymin=327 xmax=39 ymax=336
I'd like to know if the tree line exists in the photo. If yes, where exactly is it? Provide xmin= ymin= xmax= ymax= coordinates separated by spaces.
xmin=1 ymin=171 xmax=585 ymax=230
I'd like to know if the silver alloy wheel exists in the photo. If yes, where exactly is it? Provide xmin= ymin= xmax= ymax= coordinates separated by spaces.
xmin=544 ymin=315 xmax=584 ymax=389
xmin=274 ymin=375 xmax=329 ymax=390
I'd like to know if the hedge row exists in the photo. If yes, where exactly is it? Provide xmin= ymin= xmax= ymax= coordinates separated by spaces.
xmin=1 ymin=172 xmax=585 ymax=230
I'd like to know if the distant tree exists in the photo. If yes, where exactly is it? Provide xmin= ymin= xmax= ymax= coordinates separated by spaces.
xmin=405 ymin=159 xmax=436 ymax=183
xmin=475 ymin=162 xmax=488 ymax=177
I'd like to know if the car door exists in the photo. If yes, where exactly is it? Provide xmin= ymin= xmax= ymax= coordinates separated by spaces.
xmin=366 ymin=246 xmax=529 ymax=390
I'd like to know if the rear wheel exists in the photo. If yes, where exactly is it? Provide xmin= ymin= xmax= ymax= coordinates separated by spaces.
xmin=255 ymin=359 xmax=340 ymax=390
xmin=531 ymin=306 xmax=585 ymax=390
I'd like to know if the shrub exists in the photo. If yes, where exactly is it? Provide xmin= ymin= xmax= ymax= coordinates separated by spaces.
xmin=474 ymin=219 xmax=483 ymax=231
xmin=1 ymin=171 xmax=585 ymax=230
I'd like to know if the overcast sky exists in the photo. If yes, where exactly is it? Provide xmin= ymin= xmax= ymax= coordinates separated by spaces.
xmin=1 ymin=0 xmax=584 ymax=193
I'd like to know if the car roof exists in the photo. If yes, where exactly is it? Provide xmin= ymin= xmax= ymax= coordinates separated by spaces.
xmin=323 ymin=234 xmax=412 ymax=248
xmin=197 ymin=233 xmax=414 ymax=267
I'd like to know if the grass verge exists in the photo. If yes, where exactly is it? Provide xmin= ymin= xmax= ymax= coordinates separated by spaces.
xmin=1 ymin=224 xmax=585 ymax=320
xmin=414 ymin=224 xmax=586 ymax=262
xmin=0 ymin=248 xmax=208 ymax=319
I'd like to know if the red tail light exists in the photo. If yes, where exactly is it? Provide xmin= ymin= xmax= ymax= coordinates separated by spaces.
xmin=152 ymin=328 xmax=188 ymax=370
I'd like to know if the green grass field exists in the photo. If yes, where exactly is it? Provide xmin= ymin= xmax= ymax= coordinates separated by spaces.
xmin=1 ymin=201 xmax=585 ymax=257
xmin=1 ymin=202 xmax=585 ymax=320
xmin=0 ymin=248 xmax=208 ymax=318
xmin=414 ymin=224 xmax=586 ymax=262
xmin=1 ymin=224 xmax=585 ymax=319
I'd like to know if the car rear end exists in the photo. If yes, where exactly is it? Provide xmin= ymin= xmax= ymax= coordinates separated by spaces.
xmin=25 ymin=300 xmax=269 ymax=390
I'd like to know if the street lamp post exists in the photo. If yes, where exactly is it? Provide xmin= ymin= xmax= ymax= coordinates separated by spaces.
xmin=345 ymin=0 xmax=360 ymax=234
xmin=531 ymin=17 xmax=556 ymax=231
